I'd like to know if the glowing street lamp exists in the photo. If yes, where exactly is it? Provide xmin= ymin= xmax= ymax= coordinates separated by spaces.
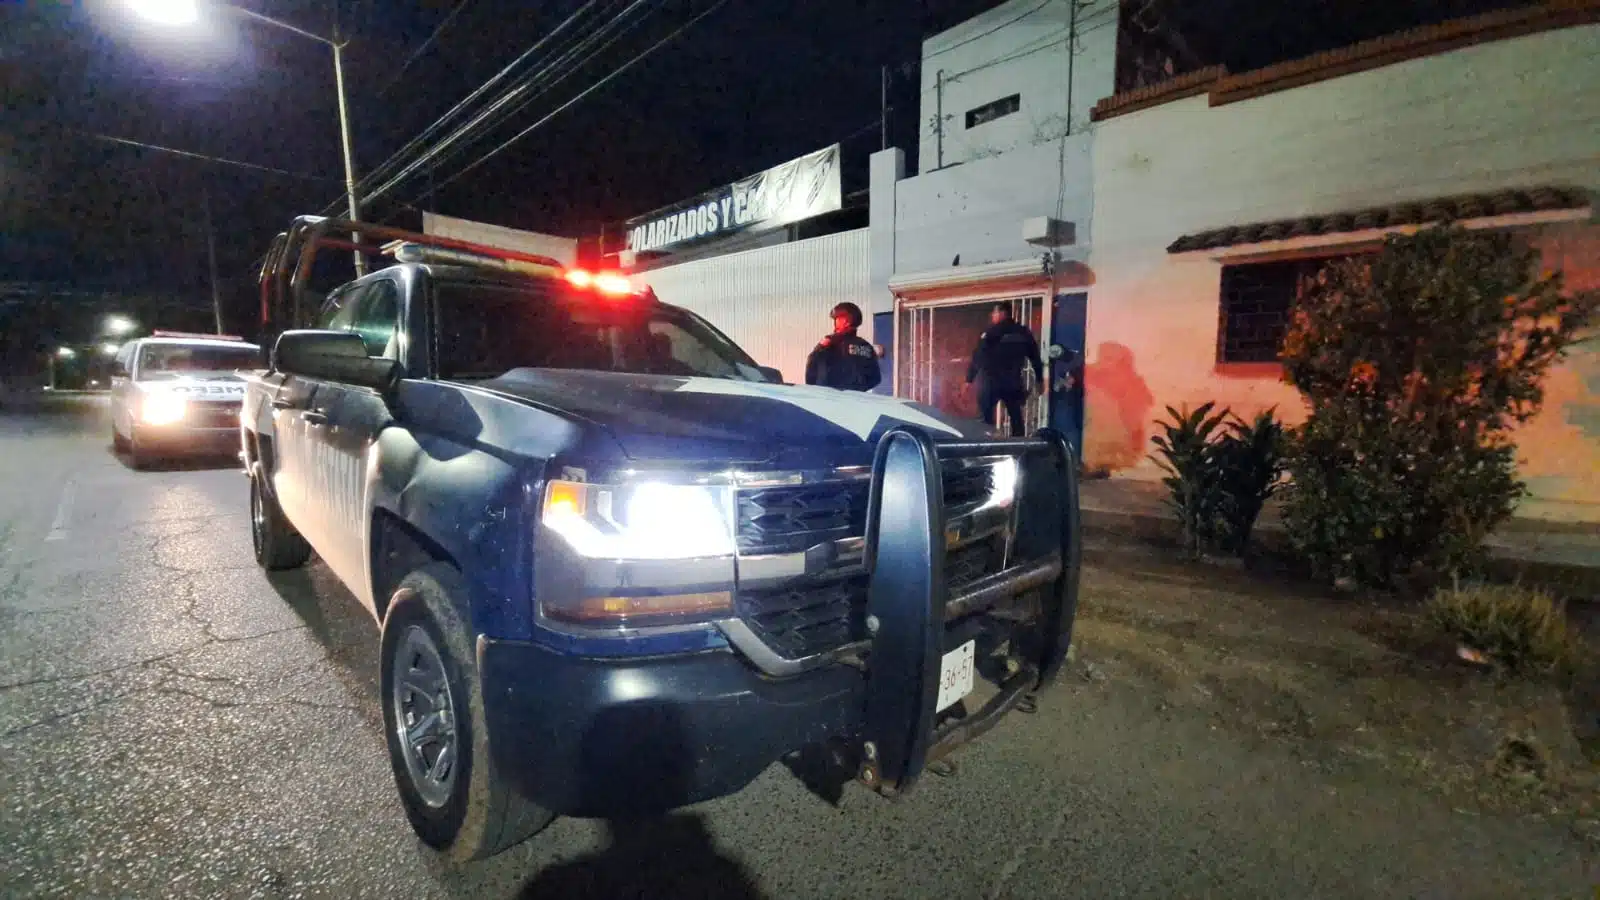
xmin=56 ymin=347 xmax=77 ymax=360
xmin=101 ymin=343 xmax=122 ymax=356
xmin=121 ymin=0 xmax=365 ymax=275
xmin=125 ymin=0 xmax=197 ymax=26
xmin=104 ymin=314 xmax=137 ymax=336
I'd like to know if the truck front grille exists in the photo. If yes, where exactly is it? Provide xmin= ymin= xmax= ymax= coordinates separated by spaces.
xmin=188 ymin=402 xmax=242 ymax=428
xmin=732 ymin=461 xmax=1013 ymax=661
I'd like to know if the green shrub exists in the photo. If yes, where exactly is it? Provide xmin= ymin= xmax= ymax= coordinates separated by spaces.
xmin=1150 ymin=403 xmax=1228 ymax=557
xmin=1150 ymin=404 xmax=1286 ymax=557
xmin=1214 ymin=409 xmax=1287 ymax=555
xmin=1425 ymin=584 xmax=1580 ymax=676
xmin=1281 ymin=225 xmax=1598 ymax=587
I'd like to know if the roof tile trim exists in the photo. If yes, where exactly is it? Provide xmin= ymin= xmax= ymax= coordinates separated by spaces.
xmin=1092 ymin=0 xmax=1600 ymax=123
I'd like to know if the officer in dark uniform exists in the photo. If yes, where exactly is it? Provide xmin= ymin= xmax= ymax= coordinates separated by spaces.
xmin=966 ymin=301 xmax=1044 ymax=436
xmin=805 ymin=302 xmax=881 ymax=391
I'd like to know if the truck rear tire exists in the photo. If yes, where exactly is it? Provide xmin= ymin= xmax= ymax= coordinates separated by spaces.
xmin=380 ymin=563 xmax=555 ymax=862
xmin=250 ymin=474 xmax=311 ymax=570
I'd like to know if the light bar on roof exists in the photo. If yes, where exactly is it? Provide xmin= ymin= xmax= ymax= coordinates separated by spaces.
xmin=386 ymin=241 xmax=563 ymax=277
xmin=152 ymin=330 xmax=246 ymax=341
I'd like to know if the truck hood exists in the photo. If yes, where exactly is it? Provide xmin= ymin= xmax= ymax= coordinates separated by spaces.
xmin=479 ymin=369 xmax=993 ymax=467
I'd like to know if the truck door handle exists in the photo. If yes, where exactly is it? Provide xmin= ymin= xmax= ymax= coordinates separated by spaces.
xmin=271 ymin=397 xmax=295 ymax=410
xmin=300 ymin=410 xmax=328 ymax=426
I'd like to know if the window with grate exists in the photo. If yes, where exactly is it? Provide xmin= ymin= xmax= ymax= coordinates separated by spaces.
xmin=965 ymin=94 xmax=1020 ymax=129
xmin=1216 ymin=256 xmax=1352 ymax=363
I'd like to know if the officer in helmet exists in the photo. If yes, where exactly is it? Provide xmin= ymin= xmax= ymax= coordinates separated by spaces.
xmin=804 ymin=302 xmax=881 ymax=391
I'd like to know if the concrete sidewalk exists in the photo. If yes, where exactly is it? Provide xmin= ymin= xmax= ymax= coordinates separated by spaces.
xmin=1079 ymin=476 xmax=1600 ymax=596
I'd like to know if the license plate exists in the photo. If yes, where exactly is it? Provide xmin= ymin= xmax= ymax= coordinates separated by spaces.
xmin=936 ymin=640 xmax=976 ymax=712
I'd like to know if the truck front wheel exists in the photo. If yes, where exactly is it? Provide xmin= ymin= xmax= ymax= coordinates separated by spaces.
xmin=380 ymin=563 xmax=554 ymax=862
xmin=250 ymin=473 xmax=311 ymax=570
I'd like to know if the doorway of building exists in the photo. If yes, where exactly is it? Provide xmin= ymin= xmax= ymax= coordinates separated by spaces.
xmin=897 ymin=295 xmax=1045 ymax=431
xmin=1048 ymin=291 xmax=1087 ymax=452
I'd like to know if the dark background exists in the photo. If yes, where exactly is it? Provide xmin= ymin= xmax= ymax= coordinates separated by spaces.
xmin=1 ymin=0 xmax=1515 ymax=356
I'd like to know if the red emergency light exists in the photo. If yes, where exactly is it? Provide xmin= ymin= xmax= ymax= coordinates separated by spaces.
xmin=564 ymin=268 xmax=638 ymax=297
xmin=151 ymin=330 xmax=247 ymax=341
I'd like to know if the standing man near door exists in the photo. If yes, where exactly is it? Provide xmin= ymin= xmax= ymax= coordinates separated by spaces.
xmin=805 ymin=302 xmax=881 ymax=391
xmin=966 ymin=301 xmax=1044 ymax=436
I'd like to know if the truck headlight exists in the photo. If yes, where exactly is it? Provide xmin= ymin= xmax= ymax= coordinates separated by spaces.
xmin=140 ymin=393 xmax=188 ymax=425
xmin=542 ymin=479 xmax=736 ymax=560
xmin=538 ymin=479 xmax=736 ymax=630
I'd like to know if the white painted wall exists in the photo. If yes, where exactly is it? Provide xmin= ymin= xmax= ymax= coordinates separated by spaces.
xmin=1085 ymin=25 xmax=1600 ymax=517
xmin=422 ymin=212 xmax=578 ymax=266
xmin=633 ymin=229 xmax=872 ymax=385
xmin=919 ymin=0 xmax=1117 ymax=171
xmin=892 ymin=134 xmax=1093 ymax=276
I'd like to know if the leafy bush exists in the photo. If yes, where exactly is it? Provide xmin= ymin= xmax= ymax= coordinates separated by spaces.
xmin=1426 ymin=584 xmax=1580 ymax=676
xmin=1150 ymin=404 xmax=1286 ymax=557
xmin=1150 ymin=403 xmax=1228 ymax=556
xmin=1281 ymin=226 xmax=1598 ymax=587
xmin=1214 ymin=410 xmax=1287 ymax=555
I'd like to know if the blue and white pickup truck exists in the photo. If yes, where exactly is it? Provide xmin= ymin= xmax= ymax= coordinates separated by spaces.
xmin=242 ymin=218 xmax=1081 ymax=862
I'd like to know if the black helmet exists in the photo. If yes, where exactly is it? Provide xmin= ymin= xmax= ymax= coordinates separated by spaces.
xmin=830 ymin=302 xmax=863 ymax=328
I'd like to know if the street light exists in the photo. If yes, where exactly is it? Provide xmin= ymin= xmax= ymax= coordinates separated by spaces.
xmin=56 ymin=347 xmax=77 ymax=360
xmin=101 ymin=343 xmax=122 ymax=356
xmin=104 ymin=314 xmax=137 ymax=337
xmin=123 ymin=0 xmax=366 ymax=275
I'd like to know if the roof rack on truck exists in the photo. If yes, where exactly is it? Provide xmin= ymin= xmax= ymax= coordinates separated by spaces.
xmin=256 ymin=216 xmax=566 ymax=333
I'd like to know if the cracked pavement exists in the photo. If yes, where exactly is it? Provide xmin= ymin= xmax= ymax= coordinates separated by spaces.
xmin=0 ymin=397 xmax=1593 ymax=899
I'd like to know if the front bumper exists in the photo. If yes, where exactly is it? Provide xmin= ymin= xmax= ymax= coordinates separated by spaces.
xmin=478 ymin=638 xmax=863 ymax=817
xmin=134 ymin=425 xmax=242 ymax=456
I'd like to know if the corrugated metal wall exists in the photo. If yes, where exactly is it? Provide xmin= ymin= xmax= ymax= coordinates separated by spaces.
xmin=634 ymin=228 xmax=871 ymax=384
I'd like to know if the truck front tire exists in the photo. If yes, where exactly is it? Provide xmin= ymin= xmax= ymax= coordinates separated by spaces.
xmin=380 ymin=563 xmax=555 ymax=862
xmin=250 ymin=473 xmax=311 ymax=570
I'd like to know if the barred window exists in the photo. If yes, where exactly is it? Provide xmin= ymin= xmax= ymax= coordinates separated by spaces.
xmin=1217 ymin=256 xmax=1352 ymax=363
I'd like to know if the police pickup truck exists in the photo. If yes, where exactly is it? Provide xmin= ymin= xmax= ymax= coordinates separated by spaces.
xmin=110 ymin=331 xmax=259 ymax=468
xmin=242 ymin=218 xmax=1081 ymax=862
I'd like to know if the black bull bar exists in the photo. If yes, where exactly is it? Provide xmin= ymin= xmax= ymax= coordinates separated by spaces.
xmin=856 ymin=427 xmax=1081 ymax=796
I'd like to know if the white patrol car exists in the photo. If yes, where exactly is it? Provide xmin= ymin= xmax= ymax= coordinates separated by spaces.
xmin=109 ymin=331 xmax=261 ymax=468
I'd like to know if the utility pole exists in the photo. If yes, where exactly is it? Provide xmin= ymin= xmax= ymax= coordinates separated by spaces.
xmin=202 ymin=185 xmax=223 ymax=334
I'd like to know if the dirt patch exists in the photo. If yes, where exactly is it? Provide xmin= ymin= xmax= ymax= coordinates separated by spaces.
xmin=1072 ymin=542 xmax=1600 ymax=841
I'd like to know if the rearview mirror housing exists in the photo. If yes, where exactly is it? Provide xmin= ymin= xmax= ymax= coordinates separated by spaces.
xmin=273 ymin=330 xmax=402 ymax=394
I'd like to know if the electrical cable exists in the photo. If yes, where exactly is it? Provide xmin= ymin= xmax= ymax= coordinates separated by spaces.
xmin=65 ymin=128 xmax=338 ymax=181
xmin=923 ymin=0 xmax=1052 ymax=60
xmin=365 ymin=0 xmax=654 ymax=205
xmin=375 ymin=0 xmax=475 ymax=98
xmin=326 ymin=0 xmax=604 ymax=211
xmin=426 ymin=0 xmax=729 ymax=194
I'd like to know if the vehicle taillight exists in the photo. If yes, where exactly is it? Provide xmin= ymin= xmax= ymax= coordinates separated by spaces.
xmin=564 ymin=268 xmax=636 ymax=297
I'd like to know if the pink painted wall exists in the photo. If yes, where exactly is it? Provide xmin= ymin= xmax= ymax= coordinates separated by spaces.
xmin=1083 ymin=26 xmax=1600 ymax=521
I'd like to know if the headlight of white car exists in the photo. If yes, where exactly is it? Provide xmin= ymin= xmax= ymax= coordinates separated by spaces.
xmin=140 ymin=393 xmax=188 ymax=425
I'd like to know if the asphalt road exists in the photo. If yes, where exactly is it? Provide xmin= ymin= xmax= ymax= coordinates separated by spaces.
xmin=0 ymin=396 xmax=1592 ymax=900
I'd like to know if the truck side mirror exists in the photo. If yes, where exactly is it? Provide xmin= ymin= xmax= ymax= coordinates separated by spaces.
xmin=757 ymin=365 xmax=784 ymax=384
xmin=273 ymin=329 xmax=402 ymax=395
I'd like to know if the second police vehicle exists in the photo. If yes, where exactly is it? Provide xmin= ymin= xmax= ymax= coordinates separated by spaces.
xmin=110 ymin=331 xmax=260 ymax=468
xmin=242 ymin=217 xmax=1082 ymax=861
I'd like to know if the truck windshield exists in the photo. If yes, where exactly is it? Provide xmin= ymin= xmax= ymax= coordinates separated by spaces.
xmin=137 ymin=344 xmax=259 ymax=380
xmin=434 ymin=281 xmax=771 ymax=382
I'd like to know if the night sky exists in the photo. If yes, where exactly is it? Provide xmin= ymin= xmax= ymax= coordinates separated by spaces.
xmin=1 ymin=0 xmax=1516 ymax=351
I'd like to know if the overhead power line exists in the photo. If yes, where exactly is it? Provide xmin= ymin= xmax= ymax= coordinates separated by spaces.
xmin=332 ymin=0 xmax=604 ymax=212
xmin=429 ymin=0 xmax=729 ymax=194
xmin=365 ymin=0 xmax=656 ymax=206
xmin=375 ymin=0 xmax=475 ymax=98
xmin=68 ymin=129 xmax=337 ymax=181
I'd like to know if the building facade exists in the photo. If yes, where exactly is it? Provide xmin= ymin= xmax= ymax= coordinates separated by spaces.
xmin=1083 ymin=7 xmax=1600 ymax=521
